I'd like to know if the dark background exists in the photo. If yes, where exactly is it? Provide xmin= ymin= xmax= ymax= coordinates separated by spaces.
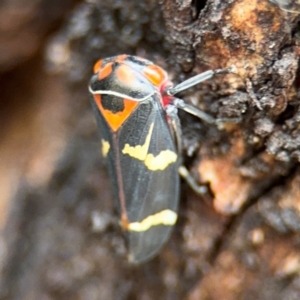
xmin=0 ymin=0 xmax=300 ymax=299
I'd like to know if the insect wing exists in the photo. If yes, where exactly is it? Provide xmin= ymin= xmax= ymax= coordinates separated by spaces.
xmin=91 ymin=94 xmax=179 ymax=263
xmin=120 ymin=98 xmax=179 ymax=263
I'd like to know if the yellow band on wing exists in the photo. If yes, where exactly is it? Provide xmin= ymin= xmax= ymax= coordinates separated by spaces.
xmin=101 ymin=139 xmax=110 ymax=157
xmin=122 ymin=123 xmax=154 ymax=160
xmin=122 ymin=123 xmax=177 ymax=171
xmin=145 ymin=150 xmax=177 ymax=171
xmin=128 ymin=209 xmax=177 ymax=232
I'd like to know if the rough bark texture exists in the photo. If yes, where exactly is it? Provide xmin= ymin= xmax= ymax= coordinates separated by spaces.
xmin=0 ymin=0 xmax=300 ymax=299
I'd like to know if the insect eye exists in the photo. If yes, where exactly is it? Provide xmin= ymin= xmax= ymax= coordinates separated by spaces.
xmin=143 ymin=65 xmax=167 ymax=87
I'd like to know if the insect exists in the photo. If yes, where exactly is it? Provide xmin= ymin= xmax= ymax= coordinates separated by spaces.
xmin=89 ymin=54 xmax=234 ymax=264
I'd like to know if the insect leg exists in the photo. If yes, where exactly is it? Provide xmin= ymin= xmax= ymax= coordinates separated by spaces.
xmin=178 ymin=165 xmax=208 ymax=195
xmin=166 ymin=67 xmax=240 ymax=194
xmin=165 ymin=105 xmax=182 ymax=158
xmin=166 ymin=104 xmax=208 ymax=195
xmin=172 ymin=98 xmax=241 ymax=126
xmin=167 ymin=66 xmax=240 ymax=125
xmin=167 ymin=67 xmax=235 ymax=96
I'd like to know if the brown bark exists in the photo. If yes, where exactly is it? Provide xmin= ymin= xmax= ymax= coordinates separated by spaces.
xmin=0 ymin=0 xmax=300 ymax=299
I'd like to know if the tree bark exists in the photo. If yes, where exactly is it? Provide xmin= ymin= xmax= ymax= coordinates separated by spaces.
xmin=0 ymin=0 xmax=300 ymax=299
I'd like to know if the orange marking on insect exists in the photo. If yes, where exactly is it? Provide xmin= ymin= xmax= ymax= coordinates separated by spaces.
xmin=115 ymin=54 xmax=128 ymax=63
xmin=94 ymin=95 xmax=138 ymax=132
xmin=98 ymin=62 xmax=113 ymax=80
xmin=143 ymin=64 xmax=167 ymax=86
xmin=93 ymin=59 xmax=103 ymax=73
xmin=120 ymin=213 xmax=130 ymax=230
xmin=116 ymin=65 xmax=137 ymax=86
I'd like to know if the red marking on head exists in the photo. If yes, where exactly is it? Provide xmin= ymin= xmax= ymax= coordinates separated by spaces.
xmin=93 ymin=59 xmax=103 ymax=73
xmin=98 ymin=62 xmax=113 ymax=80
xmin=116 ymin=64 xmax=137 ymax=86
xmin=94 ymin=95 xmax=138 ymax=132
xmin=160 ymin=80 xmax=174 ymax=107
xmin=143 ymin=64 xmax=167 ymax=87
